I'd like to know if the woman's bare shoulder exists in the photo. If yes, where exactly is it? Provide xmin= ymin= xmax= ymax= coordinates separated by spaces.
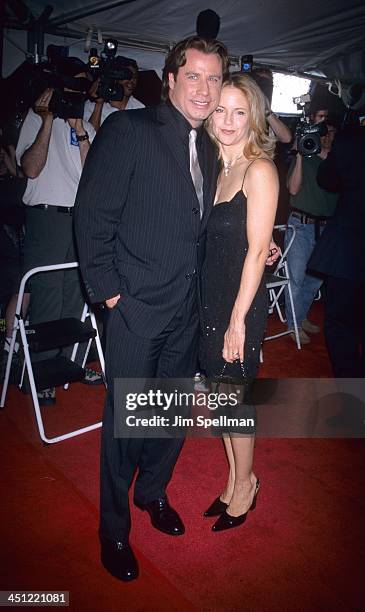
xmin=248 ymin=156 xmax=276 ymax=172
xmin=242 ymin=156 xmax=277 ymax=192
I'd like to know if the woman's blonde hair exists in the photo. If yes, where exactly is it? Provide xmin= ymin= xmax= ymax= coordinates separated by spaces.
xmin=206 ymin=72 xmax=276 ymax=160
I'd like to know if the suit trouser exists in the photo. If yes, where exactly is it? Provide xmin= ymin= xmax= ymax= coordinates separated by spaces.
xmin=23 ymin=207 xmax=86 ymax=363
xmin=324 ymin=275 xmax=365 ymax=377
xmin=100 ymin=280 xmax=199 ymax=542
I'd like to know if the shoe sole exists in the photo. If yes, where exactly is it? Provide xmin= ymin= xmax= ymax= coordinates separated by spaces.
xmin=150 ymin=519 xmax=185 ymax=536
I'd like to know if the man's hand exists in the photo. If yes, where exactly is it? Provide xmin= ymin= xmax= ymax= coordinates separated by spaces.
xmin=266 ymin=240 xmax=281 ymax=266
xmin=34 ymin=88 xmax=54 ymax=122
xmin=67 ymin=117 xmax=86 ymax=133
xmin=317 ymin=147 xmax=329 ymax=161
xmin=105 ymin=294 xmax=121 ymax=309
xmin=68 ymin=118 xmax=90 ymax=167
xmin=22 ymin=90 xmax=54 ymax=178
xmin=88 ymin=83 xmax=105 ymax=132
xmin=89 ymin=79 xmax=104 ymax=104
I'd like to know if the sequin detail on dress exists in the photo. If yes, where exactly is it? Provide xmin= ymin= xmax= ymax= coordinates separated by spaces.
xmin=199 ymin=190 xmax=268 ymax=381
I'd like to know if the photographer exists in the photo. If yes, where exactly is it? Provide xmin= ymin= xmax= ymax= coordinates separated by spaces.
xmin=84 ymin=56 xmax=144 ymax=132
xmin=284 ymin=105 xmax=338 ymax=344
xmin=16 ymin=57 xmax=101 ymax=405
xmin=308 ymin=118 xmax=365 ymax=377
xmin=251 ymin=69 xmax=292 ymax=143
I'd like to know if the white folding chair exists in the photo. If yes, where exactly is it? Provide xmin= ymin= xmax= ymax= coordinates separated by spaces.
xmin=1 ymin=262 xmax=105 ymax=444
xmin=263 ymin=224 xmax=301 ymax=352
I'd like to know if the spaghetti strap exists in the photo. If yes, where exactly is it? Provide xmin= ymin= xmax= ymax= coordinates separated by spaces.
xmin=241 ymin=157 xmax=272 ymax=190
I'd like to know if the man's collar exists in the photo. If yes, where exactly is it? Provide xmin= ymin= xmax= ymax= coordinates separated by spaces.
xmin=165 ymin=101 xmax=204 ymax=143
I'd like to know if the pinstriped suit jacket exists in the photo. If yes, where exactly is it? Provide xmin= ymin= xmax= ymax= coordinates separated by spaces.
xmin=74 ymin=103 xmax=219 ymax=338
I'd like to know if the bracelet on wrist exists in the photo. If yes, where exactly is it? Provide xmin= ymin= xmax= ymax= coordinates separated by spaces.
xmin=76 ymin=131 xmax=89 ymax=142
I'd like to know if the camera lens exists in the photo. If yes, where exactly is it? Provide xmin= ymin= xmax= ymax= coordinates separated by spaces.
xmin=303 ymin=137 xmax=315 ymax=151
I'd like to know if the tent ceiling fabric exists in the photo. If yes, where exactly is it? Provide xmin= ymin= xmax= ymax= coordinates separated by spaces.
xmin=10 ymin=0 xmax=365 ymax=83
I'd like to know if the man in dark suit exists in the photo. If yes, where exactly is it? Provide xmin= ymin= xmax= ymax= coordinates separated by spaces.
xmin=74 ymin=36 xmax=229 ymax=581
xmin=308 ymin=121 xmax=365 ymax=377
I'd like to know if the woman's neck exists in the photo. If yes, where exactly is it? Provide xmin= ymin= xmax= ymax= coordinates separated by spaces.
xmin=220 ymin=144 xmax=246 ymax=164
xmin=220 ymin=144 xmax=247 ymax=176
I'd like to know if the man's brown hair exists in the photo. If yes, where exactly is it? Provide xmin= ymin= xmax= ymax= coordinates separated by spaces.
xmin=161 ymin=36 xmax=229 ymax=101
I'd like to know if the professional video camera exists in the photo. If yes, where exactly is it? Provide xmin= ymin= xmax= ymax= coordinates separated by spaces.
xmin=293 ymin=93 xmax=327 ymax=156
xmin=32 ymin=56 xmax=91 ymax=119
xmin=88 ymin=39 xmax=134 ymax=102
xmin=295 ymin=118 xmax=328 ymax=156
xmin=14 ymin=57 xmax=90 ymax=119
xmin=0 ymin=52 xmax=91 ymax=130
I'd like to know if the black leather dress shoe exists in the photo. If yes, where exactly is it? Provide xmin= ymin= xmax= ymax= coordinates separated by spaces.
xmin=212 ymin=479 xmax=260 ymax=532
xmin=137 ymin=497 xmax=185 ymax=536
xmin=100 ymin=536 xmax=139 ymax=581
xmin=203 ymin=496 xmax=228 ymax=517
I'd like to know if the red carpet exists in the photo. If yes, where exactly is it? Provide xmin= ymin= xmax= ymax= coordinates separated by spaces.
xmin=1 ymin=303 xmax=364 ymax=611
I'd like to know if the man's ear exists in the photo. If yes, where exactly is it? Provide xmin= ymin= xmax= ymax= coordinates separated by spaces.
xmin=168 ymin=72 xmax=176 ymax=91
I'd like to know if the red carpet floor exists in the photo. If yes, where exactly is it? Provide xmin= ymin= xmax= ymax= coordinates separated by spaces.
xmin=1 ymin=303 xmax=364 ymax=611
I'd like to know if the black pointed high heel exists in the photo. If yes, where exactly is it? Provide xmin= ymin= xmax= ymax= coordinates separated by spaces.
xmin=212 ymin=479 xmax=260 ymax=532
xmin=203 ymin=496 xmax=228 ymax=517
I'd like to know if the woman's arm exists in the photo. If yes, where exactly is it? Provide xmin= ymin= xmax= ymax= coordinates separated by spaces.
xmin=223 ymin=158 xmax=279 ymax=363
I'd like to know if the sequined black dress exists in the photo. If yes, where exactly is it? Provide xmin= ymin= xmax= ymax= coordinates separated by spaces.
xmin=200 ymin=190 xmax=268 ymax=382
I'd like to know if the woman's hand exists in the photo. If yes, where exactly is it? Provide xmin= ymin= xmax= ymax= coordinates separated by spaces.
xmin=266 ymin=240 xmax=281 ymax=266
xmin=223 ymin=318 xmax=246 ymax=363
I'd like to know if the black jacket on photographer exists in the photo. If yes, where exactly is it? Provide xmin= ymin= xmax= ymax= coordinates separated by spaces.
xmin=308 ymin=124 xmax=365 ymax=377
xmin=309 ymin=125 xmax=365 ymax=280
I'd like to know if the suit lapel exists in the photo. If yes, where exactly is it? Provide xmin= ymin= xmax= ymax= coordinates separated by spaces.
xmin=156 ymin=105 xmax=197 ymax=200
xmin=155 ymin=105 xmax=219 ymax=233
xmin=201 ymin=131 xmax=219 ymax=231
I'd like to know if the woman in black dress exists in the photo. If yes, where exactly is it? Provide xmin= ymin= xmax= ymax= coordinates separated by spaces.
xmin=200 ymin=74 xmax=279 ymax=531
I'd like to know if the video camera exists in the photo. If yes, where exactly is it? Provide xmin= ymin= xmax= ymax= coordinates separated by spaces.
xmin=88 ymin=39 xmax=135 ymax=102
xmin=25 ymin=57 xmax=91 ymax=119
xmin=295 ymin=118 xmax=328 ymax=156
xmin=293 ymin=93 xmax=327 ymax=156
xmin=0 ymin=48 xmax=92 ymax=133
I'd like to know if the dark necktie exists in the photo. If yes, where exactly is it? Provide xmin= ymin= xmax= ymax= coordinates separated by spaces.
xmin=189 ymin=129 xmax=204 ymax=219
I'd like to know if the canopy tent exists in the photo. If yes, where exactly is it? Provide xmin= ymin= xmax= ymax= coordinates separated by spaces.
xmin=3 ymin=0 xmax=365 ymax=85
